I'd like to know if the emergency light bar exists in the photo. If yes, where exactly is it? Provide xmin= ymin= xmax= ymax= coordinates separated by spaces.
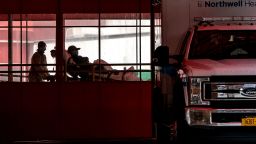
xmin=194 ymin=16 xmax=256 ymax=22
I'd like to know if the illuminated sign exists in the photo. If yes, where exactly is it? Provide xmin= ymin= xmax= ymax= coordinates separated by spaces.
xmin=197 ymin=0 xmax=256 ymax=8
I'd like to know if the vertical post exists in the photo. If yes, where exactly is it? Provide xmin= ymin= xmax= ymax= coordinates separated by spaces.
xmin=8 ymin=14 xmax=13 ymax=82
xmin=20 ymin=14 xmax=23 ymax=82
xmin=26 ymin=15 xmax=29 ymax=80
xmin=150 ymin=0 xmax=156 ymax=139
xmin=98 ymin=0 xmax=102 ymax=80
xmin=139 ymin=0 xmax=142 ymax=81
xmin=135 ymin=12 xmax=138 ymax=70
xmin=56 ymin=0 xmax=65 ymax=82
xmin=150 ymin=0 xmax=155 ymax=85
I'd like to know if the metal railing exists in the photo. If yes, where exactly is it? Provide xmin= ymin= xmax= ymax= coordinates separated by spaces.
xmin=0 ymin=63 xmax=154 ymax=82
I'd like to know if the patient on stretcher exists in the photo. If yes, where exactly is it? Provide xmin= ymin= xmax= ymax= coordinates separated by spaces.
xmin=93 ymin=59 xmax=141 ymax=81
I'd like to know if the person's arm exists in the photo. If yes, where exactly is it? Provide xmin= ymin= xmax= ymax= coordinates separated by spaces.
xmin=41 ymin=55 xmax=49 ymax=79
xmin=67 ymin=57 xmax=79 ymax=80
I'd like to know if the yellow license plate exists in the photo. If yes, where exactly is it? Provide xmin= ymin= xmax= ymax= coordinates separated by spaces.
xmin=242 ymin=118 xmax=256 ymax=126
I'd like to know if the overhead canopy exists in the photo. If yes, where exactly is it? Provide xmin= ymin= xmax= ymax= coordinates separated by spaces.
xmin=0 ymin=0 xmax=160 ymax=14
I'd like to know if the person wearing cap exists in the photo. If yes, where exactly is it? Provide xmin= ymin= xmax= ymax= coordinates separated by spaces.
xmin=67 ymin=45 xmax=90 ymax=81
xmin=51 ymin=46 xmax=72 ymax=64
xmin=28 ymin=41 xmax=50 ymax=82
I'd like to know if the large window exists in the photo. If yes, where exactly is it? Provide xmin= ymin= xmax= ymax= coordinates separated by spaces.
xmin=0 ymin=16 xmax=8 ymax=82
xmin=0 ymin=12 xmax=161 ymax=82
xmin=0 ymin=14 xmax=56 ymax=82
xmin=64 ymin=14 xmax=99 ymax=64
xmin=64 ymin=13 xmax=161 ymax=81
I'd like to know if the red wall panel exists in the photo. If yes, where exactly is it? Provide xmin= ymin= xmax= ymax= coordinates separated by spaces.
xmin=100 ymin=0 xmax=150 ymax=13
xmin=60 ymin=0 xmax=99 ymax=13
xmin=0 ymin=0 xmax=157 ymax=14
xmin=21 ymin=0 xmax=57 ymax=14
xmin=0 ymin=81 xmax=153 ymax=142
xmin=0 ymin=0 xmax=21 ymax=13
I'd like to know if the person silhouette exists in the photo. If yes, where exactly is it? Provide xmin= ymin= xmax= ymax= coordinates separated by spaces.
xmin=67 ymin=45 xmax=91 ymax=81
xmin=28 ymin=41 xmax=50 ymax=82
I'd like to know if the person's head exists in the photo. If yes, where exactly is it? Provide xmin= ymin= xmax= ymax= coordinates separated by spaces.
xmin=68 ymin=45 xmax=80 ymax=56
xmin=50 ymin=49 xmax=56 ymax=58
xmin=37 ymin=41 xmax=47 ymax=54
